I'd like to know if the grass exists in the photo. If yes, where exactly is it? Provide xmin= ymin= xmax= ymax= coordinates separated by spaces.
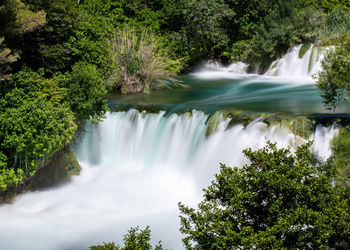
xmin=109 ymin=25 xmax=182 ymax=94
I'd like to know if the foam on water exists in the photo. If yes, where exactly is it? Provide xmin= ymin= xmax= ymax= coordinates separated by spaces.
xmin=192 ymin=45 xmax=329 ymax=84
xmin=0 ymin=110 xmax=338 ymax=250
xmin=191 ymin=61 xmax=250 ymax=79
xmin=264 ymin=44 xmax=328 ymax=81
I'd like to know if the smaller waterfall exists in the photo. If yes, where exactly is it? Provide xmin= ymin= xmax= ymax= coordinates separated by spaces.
xmin=191 ymin=45 xmax=328 ymax=81
xmin=192 ymin=61 xmax=249 ymax=79
xmin=264 ymin=44 xmax=327 ymax=79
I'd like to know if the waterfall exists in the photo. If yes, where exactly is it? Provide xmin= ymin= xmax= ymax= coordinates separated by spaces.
xmin=0 ymin=110 xmax=338 ymax=250
xmin=190 ymin=45 xmax=328 ymax=82
xmin=192 ymin=61 xmax=249 ymax=79
xmin=264 ymin=44 xmax=327 ymax=79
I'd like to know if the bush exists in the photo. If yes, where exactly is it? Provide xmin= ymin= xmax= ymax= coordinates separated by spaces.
xmin=0 ymin=68 xmax=77 ymax=192
xmin=331 ymin=127 xmax=350 ymax=195
xmin=90 ymin=226 xmax=164 ymax=250
xmin=179 ymin=143 xmax=350 ymax=249
xmin=66 ymin=12 xmax=114 ymax=78
xmin=316 ymin=33 xmax=350 ymax=108
xmin=58 ymin=62 xmax=108 ymax=121
xmin=109 ymin=25 xmax=181 ymax=94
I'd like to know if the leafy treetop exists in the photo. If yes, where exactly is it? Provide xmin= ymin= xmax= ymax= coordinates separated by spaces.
xmin=179 ymin=142 xmax=350 ymax=249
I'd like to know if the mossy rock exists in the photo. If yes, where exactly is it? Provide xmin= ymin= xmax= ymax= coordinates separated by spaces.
xmin=299 ymin=43 xmax=312 ymax=59
xmin=205 ymin=111 xmax=230 ymax=137
xmin=0 ymin=148 xmax=80 ymax=203
xmin=268 ymin=61 xmax=278 ymax=71
xmin=114 ymin=104 xmax=133 ymax=112
xmin=184 ymin=110 xmax=193 ymax=118
xmin=265 ymin=116 xmax=315 ymax=139
xmin=227 ymin=112 xmax=260 ymax=129
xmin=28 ymin=148 xmax=80 ymax=191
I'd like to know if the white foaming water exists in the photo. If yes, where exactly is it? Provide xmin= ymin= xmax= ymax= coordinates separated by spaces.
xmin=264 ymin=44 xmax=327 ymax=80
xmin=192 ymin=61 xmax=250 ymax=79
xmin=0 ymin=110 xmax=337 ymax=250
xmin=192 ymin=45 xmax=328 ymax=84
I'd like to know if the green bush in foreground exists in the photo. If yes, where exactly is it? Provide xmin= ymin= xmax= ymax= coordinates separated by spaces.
xmin=179 ymin=143 xmax=350 ymax=249
xmin=90 ymin=226 xmax=164 ymax=250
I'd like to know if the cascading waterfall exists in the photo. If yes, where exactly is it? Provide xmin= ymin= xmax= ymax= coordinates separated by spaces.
xmin=0 ymin=110 xmax=338 ymax=250
xmin=264 ymin=44 xmax=327 ymax=79
xmin=192 ymin=61 xmax=250 ymax=79
xmin=190 ymin=44 xmax=328 ymax=82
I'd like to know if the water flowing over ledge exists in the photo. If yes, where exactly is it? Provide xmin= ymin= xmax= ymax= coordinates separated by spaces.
xmin=0 ymin=110 xmax=338 ymax=250
xmin=192 ymin=44 xmax=328 ymax=83
xmin=264 ymin=44 xmax=327 ymax=79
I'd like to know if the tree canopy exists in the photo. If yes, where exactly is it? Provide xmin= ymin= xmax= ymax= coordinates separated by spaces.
xmin=316 ymin=33 xmax=350 ymax=108
xmin=331 ymin=127 xmax=350 ymax=196
xmin=0 ymin=68 xmax=77 ymax=191
xmin=90 ymin=226 xmax=164 ymax=250
xmin=179 ymin=143 xmax=350 ymax=249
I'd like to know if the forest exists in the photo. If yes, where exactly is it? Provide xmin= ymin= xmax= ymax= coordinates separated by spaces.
xmin=1 ymin=0 xmax=350 ymax=249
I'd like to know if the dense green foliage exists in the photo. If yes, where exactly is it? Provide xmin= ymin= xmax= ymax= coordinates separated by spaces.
xmin=179 ymin=143 xmax=350 ymax=249
xmin=0 ymin=63 xmax=108 ymax=191
xmin=0 ymin=0 xmax=45 ymax=80
xmin=57 ymin=62 xmax=108 ymax=121
xmin=316 ymin=33 xmax=350 ymax=108
xmin=0 ymin=68 xmax=77 ymax=190
xmin=331 ymin=127 xmax=350 ymax=195
xmin=90 ymin=226 xmax=164 ymax=250
xmin=0 ymin=0 xmax=113 ymax=192
xmin=2 ymin=0 xmax=350 ymax=78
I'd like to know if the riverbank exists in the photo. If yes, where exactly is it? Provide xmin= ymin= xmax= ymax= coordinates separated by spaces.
xmin=0 ymin=148 xmax=80 ymax=204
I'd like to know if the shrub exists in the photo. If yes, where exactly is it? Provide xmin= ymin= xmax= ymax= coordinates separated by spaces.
xmin=331 ymin=127 xmax=350 ymax=195
xmin=179 ymin=143 xmax=350 ymax=249
xmin=109 ymin=25 xmax=181 ymax=94
xmin=0 ymin=68 xmax=77 ymax=192
xmin=316 ymin=33 xmax=350 ymax=108
xmin=58 ymin=62 xmax=108 ymax=121
xmin=90 ymin=226 xmax=164 ymax=250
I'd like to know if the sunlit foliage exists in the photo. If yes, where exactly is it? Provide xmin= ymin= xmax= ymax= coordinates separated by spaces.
xmin=179 ymin=143 xmax=350 ymax=249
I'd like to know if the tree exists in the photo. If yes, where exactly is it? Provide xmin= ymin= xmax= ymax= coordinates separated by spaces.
xmin=331 ymin=127 xmax=350 ymax=195
xmin=0 ymin=0 xmax=46 ymax=36
xmin=0 ymin=68 xmax=77 ymax=191
xmin=181 ymin=0 xmax=232 ymax=59
xmin=58 ymin=61 xmax=108 ymax=121
xmin=66 ymin=11 xmax=114 ymax=78
xmin=0 ymin=0 xmax=46 ymax=79
xmin=179 ymin=143 xmax=350 ymax=249
xmin=297 ymin=0 xmax=350 ymax=10
xmin=316 ymin=33 xmax=350 ymax=108
xmin=17 ymin=0 xmax=80 ymax=75
xmin=0 ymin=37 xmax=19 ymax=81
xmin=90 ymin=226 xmax=164 ymax=250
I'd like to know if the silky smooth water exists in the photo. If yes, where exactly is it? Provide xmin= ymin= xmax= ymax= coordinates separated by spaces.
xmin=0 ymin=110 xmax=338 ymax=249
xmin=0 ymin=45 xmax=347 ymax=249
xmin=111 ymin=45 xmax=347 ymax=114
